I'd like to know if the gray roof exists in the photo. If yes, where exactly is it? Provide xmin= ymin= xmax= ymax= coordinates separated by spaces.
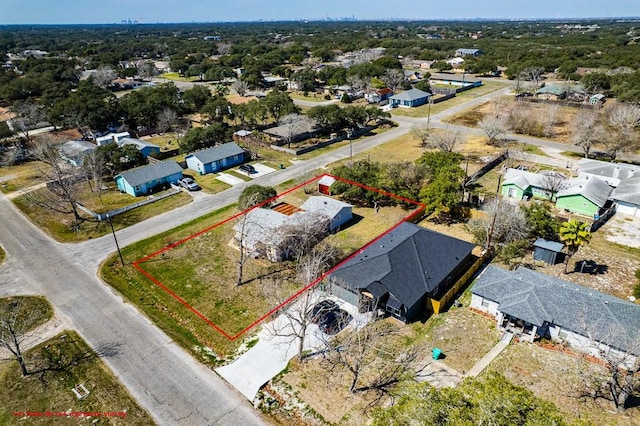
xmin=502 ymin=168 xmax=547 ymax=190
xmin=390 ymin=88 xmax=431 ymax=102
xmin=234 ymin=208 xmax=289 ymax=249
xmin=116 ymin=160 xmax=183 ymax=187
xmin=612 ymin=177 xmax=640 ymax=205
xmin=59 ymin=140 xmax=96 ymax=158
xmin=186 ymin=142 xmax=244 ymax=165
xmin=429 ymin=72 xmax=481 ymax=84
xmin=456 ymin=48 xmax=481 ymax=54
xmin=577 ymin=158 xmax=639 ymax=187
xmin=533 ymin=238 xmax=564 ymax=252
xmin=472 ymin=265 xmax=640 ymax=354
xmin=300 ymin=196 xmax=352 ymax=219
xmin=556 ymin=175 xmax=612 ymax=208
xmin=329 ymin=222 xmax=475 ymax=309
xmin=117 ymin=137 xmax=160 ymax=151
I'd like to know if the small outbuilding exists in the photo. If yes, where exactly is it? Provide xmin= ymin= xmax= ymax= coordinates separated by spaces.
xmin=317 ymin=175 xmax=337 ymax=195
xmin=300 ymin=196 xmax=353 ymax=232
xmin=532 ymin=238 xmax=564 ymax=265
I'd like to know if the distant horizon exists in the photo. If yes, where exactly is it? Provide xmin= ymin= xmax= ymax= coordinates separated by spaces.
xmin=2 ymin=0 xmax=638 ymax=25
xmin=3 ymin=16 xmax=640 ymax=27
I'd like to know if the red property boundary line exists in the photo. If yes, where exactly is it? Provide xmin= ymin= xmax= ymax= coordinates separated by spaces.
xmin=133 ymin=174 xmax=426 ymax=341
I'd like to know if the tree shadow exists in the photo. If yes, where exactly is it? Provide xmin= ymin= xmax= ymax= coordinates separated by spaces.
xmin=573 ymin=260 xmax=608 ymax=275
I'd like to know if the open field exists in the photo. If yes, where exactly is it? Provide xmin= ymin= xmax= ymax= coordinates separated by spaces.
xmin=487 ymin=342 xmax=640 ymax=426
xmin=288 ymin=91 xmax=329 ymax=103
xmin=390 ymin=80 xmax=510 ymax=118
xmin=158 ymin=72 xmax=198 ymax=82
xmin=0 ymin=331 xmax=151 ymax=425
xmin=13 ymin=182 xmax=192 ymax=242
xmin=139 ymin=132 xmax=181 ymax=152
xmin=0 ymin=161 xmax=51 ymax=194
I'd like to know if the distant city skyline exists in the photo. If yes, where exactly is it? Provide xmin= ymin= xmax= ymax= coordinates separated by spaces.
xmin=2 ymin=0 xmax=638 ymax=25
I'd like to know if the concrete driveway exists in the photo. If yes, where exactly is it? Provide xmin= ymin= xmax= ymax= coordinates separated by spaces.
xmin=217 ymin=173 xmax=245 ymax=186
xmin=248 ymin=163 xmax=277 ymax=179
xmin=216 ymin=292 xmax=371 ymax=401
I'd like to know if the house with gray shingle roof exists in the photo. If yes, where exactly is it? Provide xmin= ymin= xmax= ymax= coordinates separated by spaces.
xmin=328 ymin=222 xmax=475 ymax=323
xmin=577 ymin=158 xmax=640 ymax=217
xmin=455 ymin=48 xmax=482 ymax=57
xmin=471 ymin=265 xmax=640 ymax=368
xmin=185 ymin=142 xmax=245 ymax=175
xmin=389 ymin=88 xmax=431 ymax=108
xmin=555 ymin=175 xmax=612 ymax=217
xmin=59 ymin=140 xmax=96 ymax=167
xmin=115 ymin=160 xmax=183 ymax=196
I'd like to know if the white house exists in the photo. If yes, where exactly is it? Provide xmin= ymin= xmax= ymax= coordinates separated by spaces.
xmin=470 ymin=265 xmax=640 ymax=368
xmin=300 ymin=196 xmax=353 ymax=232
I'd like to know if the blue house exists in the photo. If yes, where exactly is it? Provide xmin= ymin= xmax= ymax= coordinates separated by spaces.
xmin=185 ymin=142 xmax=245 ymax=175
xmin=117 ymin=137 xmax=161 ymax=158
xmin=389 ymin=88 xmax=431 ymax=108
xmin=115 ymin=160 xmax=183 ymax=196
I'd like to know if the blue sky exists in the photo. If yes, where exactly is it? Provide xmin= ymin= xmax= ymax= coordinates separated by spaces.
xmin=2 ymin=0 xmax=638 ymax=24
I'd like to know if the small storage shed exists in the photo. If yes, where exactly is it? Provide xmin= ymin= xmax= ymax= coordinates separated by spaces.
xmin=318 ymin=175 xmax=336 ymax=195
xmin=533 ymin=238 xmax=564 ymax=265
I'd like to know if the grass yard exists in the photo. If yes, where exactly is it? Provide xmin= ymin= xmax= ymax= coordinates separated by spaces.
xmin=487 ymin=342 xmax=640 ymax=426
xmin=13 ymin=182 xmax=192 ymax=242
xmin=0 ymin=296 xmax=53 ymax=332
xmin=186 ymin=171 xmax=231 ymax=194
xmin=0 ymin=331 xmax=151 ymax=425
xmin=0 ymin=161 xmax=51 ymax=194
xmin=139 ymin=133 xmax=181 ymax=152
xmin=288 ymin=91 xmax=329 ymax=103
xmin=390 ymin=80 xmax=510 ymax=118
xmin=158 ymin=72 xmax=198 ymax=82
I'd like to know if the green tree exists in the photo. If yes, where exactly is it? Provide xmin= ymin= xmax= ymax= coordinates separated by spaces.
xmin=261 ymin=91 xmax=299 ymax=122
xmin=331 ymin=160 xmax=385 ymax=207
xmin=558 ymin=219 xmax=592 ymax=274
xmin=238 ymin=185 xmax=277 ymax=210
xmin=49 ymin=80 xmax=120 ymax=131
xmin=181 ymin=85 xmax=212 ymax=112
xmin=416 ymin=151 xmax=465 ymax=218
xmin=522 ymin=203 xmax=561 ymax=241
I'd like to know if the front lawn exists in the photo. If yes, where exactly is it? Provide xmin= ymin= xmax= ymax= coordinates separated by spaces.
xmin=13 ymin=182 xmax=192 ymax=242
xmin=0 ymin=331 xmax=151 ymax=425
xmin=0 ymin=161 xmax=51 ymax=194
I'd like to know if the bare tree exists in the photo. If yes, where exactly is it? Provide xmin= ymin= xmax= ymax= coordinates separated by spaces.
xmin=82 ymin=149 xmax=106 ymax=198
xmin=265 ymin=242 xmax=341 ymax=360
xmin=521 ymin=66 xmax=545 ymax=92
xmin=603 ymin=104 xmax=640 ymax=161
xmin=321 ymin=320 xmax=422 ymax=394
xmin=232 ymin=79 xmax=249 ymax=97
xmin=0 ymin=298 xmax=41 ymax=376
xmin=572 ymin=110 xmax=605 ymax=158
xmin=411 ymin=124 xmax=431 ymax=148
xmin=137 ymin=61 xmax=158 ymax=81
xmin=428 ymin=127 xmax=460 ymax=152
xmin=217 ymin=42 xmax=232 ymax=56
xmin=542 ymin=103 xmax=560 ymax=137
xmin=382 ymin=68 xmax=404 ymax=92
xmin=574 ymin=317 xmax=640 ymax=412
xmin=156 ymin=107 xmax=178 ymax=134
xmin=540 ymin=172 xmax=568 ymax=201
xmin=10 ymin=100 xmax=45 ymax=143
xmin=478 ymin=115 xmax=509 ymax=145
xmin=278 ymin=113 xmax=316 ymax=149
xmin=466 ymin=197 xmax=530 ymax=253
xmin=346 ymin=75 xmax=368 ymax=93
xmin=91 ymin=66 xmax=117 ymax=88
xmin=27 ymin=140 xmax=85 ymax=224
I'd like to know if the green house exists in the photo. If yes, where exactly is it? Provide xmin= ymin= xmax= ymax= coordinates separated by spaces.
xmin=501 ymin=168 xmax=554 ymax=201
xmin=555 ymin=175 xmax=612 ymax=217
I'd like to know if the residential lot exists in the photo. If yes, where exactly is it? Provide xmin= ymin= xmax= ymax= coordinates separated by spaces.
xmin=103 ymin=178 xmax=419 ymax=359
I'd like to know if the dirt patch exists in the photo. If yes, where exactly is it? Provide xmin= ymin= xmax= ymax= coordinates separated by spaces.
xmin=604 ymin=216 xmax=640 ymax=249
xmin=487 ymin=342 xmax=640 ymax=425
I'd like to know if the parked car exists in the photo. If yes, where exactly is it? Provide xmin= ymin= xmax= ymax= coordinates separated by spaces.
xmin=178 ymin=177 xmax=200 ymax=191
xmin=308 ymin=300 xmax=338 ymax=323
xmin=318 ymin=309 xmax=351 ymax=335
xmin=239 ymin=164 xmax=256 ymax=174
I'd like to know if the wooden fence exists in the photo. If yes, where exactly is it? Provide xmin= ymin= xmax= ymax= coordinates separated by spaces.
xmin=428 ymin=255 xmax=485 ymax=315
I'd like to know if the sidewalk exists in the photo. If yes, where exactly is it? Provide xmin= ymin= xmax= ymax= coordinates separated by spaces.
xmin=465 ymin=331 xmax=513 ymax=378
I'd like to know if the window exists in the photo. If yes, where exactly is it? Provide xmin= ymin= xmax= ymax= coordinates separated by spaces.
xmin=481 ymin=299 xmax=490 ymax=308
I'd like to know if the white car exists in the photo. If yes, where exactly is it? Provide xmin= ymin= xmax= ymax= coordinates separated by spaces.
xmin=178 ymin=177 xmax=200 ymax=191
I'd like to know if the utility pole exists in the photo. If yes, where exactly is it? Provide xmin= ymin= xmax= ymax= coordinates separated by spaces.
xmin=107 ymin=214 xmax=125 ymax=266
